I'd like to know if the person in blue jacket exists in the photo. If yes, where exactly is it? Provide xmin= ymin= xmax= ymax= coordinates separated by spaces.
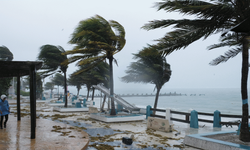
xmin=0 ymin=95 xmax=10 ymax=129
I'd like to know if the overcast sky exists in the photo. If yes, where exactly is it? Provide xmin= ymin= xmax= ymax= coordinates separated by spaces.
xmin=0 ymin=0 xmax=242 ymax=95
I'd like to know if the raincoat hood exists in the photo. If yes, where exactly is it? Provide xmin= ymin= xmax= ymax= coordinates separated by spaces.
xmin=1 ymin=95 xmax=7 ymax=100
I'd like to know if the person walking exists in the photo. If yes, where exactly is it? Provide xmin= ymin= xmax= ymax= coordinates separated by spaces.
xmin=0 ymin=95 xmax=10 ymax=129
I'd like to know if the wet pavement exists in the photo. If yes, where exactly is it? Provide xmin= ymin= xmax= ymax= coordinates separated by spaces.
xmin=50 ymin=119 xmax=181 ymax=150
xmin=6 ymin=99 xmax=194 ymax=149
xmin=0 ymin=115 xmax=89 ymax=150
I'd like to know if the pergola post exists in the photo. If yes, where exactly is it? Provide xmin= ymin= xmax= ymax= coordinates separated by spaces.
xmin=0 ymin=61 xmax=42 ymax=139
xmin=29 ymin=65 xmax=36 ymax=139
xmin=17 ymin=76 xmax=21 ymax=121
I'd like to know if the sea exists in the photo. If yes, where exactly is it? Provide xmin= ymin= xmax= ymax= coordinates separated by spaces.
xmin=90 ymin=87 xmax=250 ymax=129
xmin=93 ymin=88 xmax=246 ymax=115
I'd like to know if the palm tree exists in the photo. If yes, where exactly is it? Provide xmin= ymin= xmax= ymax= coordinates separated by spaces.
xmin=64 ymin=15 xmax=126 ymax=115
xmin=121 ymin=45 xmax=171 ymax=114
xmin=37 ymin=45 xmax=68 ymax=107
xmin=142 ymin=0 xmax=250 ymax=141
xmin=52 ymin=73 xmax=64 ymax=97
xmin=24 ymin=74 xmax=43 ymax=99
xmin=70 ymin=65 xmax=95 ymax=100
xmin=68 ymin=74 xmax=82 ymax=97
xmin=71 ymin=61 xmax=110 ymax=100
xmin=44 ymin=82 xmax=54 ymax=98
xmin=90 ymin=61 xmax=110 ymax=88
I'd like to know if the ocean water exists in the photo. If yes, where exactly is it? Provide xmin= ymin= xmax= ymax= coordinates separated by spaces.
xmin=94 ymin=88 xmax=248 ymax=116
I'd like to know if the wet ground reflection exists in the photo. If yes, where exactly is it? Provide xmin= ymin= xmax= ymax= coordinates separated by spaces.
xmin=0 ymin=115 xmax=89 ymax=150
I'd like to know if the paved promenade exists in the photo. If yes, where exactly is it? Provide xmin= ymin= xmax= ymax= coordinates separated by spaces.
xmin=0 ymin=114 xmax=89 ymax=150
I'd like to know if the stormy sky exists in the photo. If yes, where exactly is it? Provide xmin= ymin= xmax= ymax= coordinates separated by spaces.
xmin=0 ymin=0 xmax=241 ymax=95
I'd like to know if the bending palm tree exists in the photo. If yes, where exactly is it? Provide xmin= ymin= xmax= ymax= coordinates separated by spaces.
xmin=121 ymin=45 xmax=171 ymax=114
xmin=52 ymin=73 xmax=64 ymax=97
xmin=64 ymin=15 xmax=126 ymax=115
xmin=44 ymin=82 xmax=54 ymax=98
xmin=71 ymin=62 xmax=109 ymax=100
xmin=37 ymin=45 xmax=68 ymax=107
xmin=142 ymin=0 xmax=250 ymax=141
xmin=68 ymin=74 xmax=82 ymax=97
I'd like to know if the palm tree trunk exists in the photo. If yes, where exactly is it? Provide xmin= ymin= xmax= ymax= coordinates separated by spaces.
xmin=77 ymin=88 xmax=80 ymax=97
xmin=63 ymin=71 xmax=68 ymax=107
xmin=109 ymin=56 xmax=116 ymax=115
xmin=86 ymin=87 xmax=90 ymax=100
xmin=91 ymin=87 xmax=95 ymax=100
xmin=240 ymin=36 xmax=250 ymax=142
xmin=153 ymin=88 xmax=161 ymax=115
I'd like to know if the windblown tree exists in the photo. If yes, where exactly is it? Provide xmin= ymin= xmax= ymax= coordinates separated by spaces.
xmin=68 ymin=74 xmax=82 ymax=97
xmin=52 ymin=73 xmax=64 ymax=96
xmin=0 ymin=46 xmax=13 ymax=95
xmin=70 ymin=65 xmax=96 ymax=100
xmin=37 ymin=45 xmax=68 ymax=107
xmin=64 ymin=15 xmax=126 ymax=115
xmin=44 ymin=82 xmax=54 ymax=97
xmin=121 ymin=45 xmax=171 ymax=114
xmin=23 ymin=74 xmax=44 ymax=99
xmin=90 ymin=61 xmax=110 ymax=106
xmin=142 ymin=0 xmax=250 ymax=141
xmin=70 ymin=61 xmax=110 ymax=100
xmin=90 ymin=61 xmax=110 ymax=88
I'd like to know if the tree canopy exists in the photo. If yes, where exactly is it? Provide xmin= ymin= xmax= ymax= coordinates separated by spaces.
xmin=38 ymin=44 xmax=68 ymax=107
xmin=64 ymin=15 xmax=126 ymax=115
xmin=122 ymin=45 xmax=171 ymax=113
xmin=142 ymin=0 xmax=250 ymax=141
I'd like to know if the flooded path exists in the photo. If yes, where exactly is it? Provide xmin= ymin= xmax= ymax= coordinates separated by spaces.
xmin=0 ymin=115 xmax=89 ymax=150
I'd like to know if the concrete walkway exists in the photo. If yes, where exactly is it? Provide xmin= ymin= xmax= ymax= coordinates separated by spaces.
xmin=0 ymin=115 xmax=89 ymax=150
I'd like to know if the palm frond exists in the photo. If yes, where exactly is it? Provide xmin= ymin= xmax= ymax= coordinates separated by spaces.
xmin=155 ymin=0 xmax=234 ymax=21
xmin=76 ymin=55 xmax=106 ymax=66
xmin=209 ymin=47 xmax=241 ymax=65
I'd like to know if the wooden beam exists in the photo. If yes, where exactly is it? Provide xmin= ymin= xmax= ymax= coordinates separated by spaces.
xmin=17 ymin=76 xmax=21 ymax=121
xmin=29 ymin=65 xmax=36 ymax=139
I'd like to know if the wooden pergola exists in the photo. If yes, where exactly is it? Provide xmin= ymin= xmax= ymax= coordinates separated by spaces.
xmin=0 ymin=61 xmax=43 ymax=139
